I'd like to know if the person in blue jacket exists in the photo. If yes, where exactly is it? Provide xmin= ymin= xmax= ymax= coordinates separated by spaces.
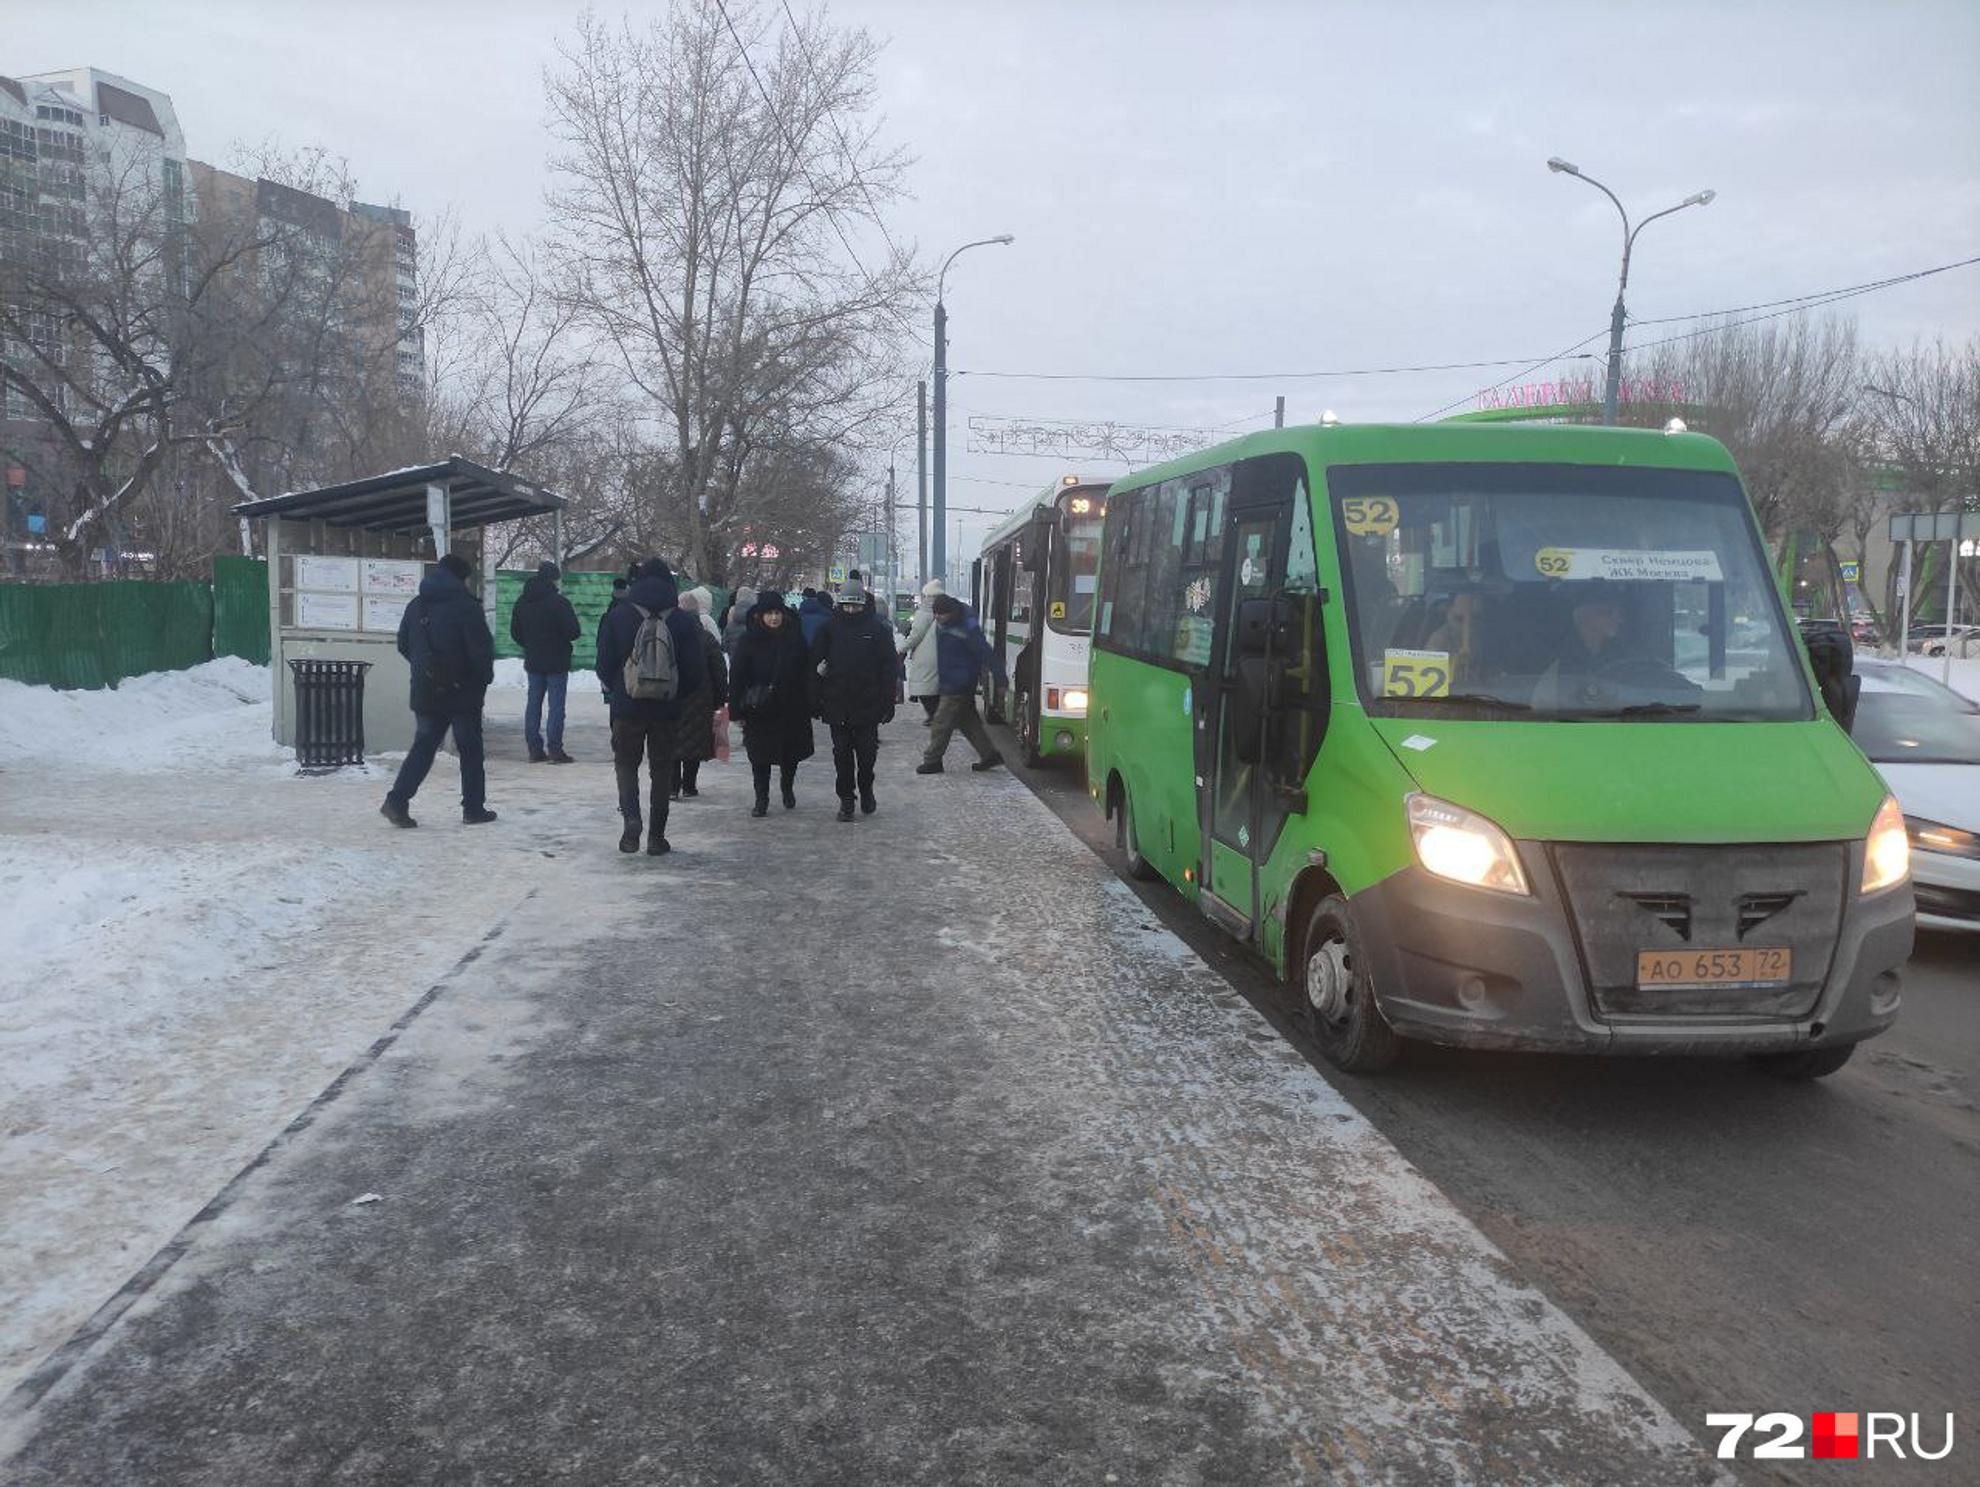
xmin=594 ymin=558 xmax=707 ymax=856
xmin=382 ymin=552 xmax=497 ymax=827
xmin=797 ymin=588 xmax=833 ymax=646
xmin=916 ymin=594 xmax=1006 ymax=775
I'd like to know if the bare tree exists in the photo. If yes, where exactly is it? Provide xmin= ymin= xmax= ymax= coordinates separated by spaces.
xmin=1862 ymin=336 xmax=1980 ymax=624
xmin=543 ymin=0 xmax=919 ymax=583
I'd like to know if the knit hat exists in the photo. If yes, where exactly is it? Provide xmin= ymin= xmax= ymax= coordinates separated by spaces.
xmin=921 ymin=579 xmax=944 ymax=598
xmin=836 ymin=582 xmax=867 ymax=608
xmin=536 ymin=559 xmax=560 ymax=582
xmin=677 ymin=591 xmax=700 ymax=613
xmin=931 ymin=593 xmax=964 ymax=620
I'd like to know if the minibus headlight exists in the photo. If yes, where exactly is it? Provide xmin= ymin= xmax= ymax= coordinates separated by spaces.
xmin=1406 ymin=794 xmax=1529 ymax=896
xmin=1062 ymin=688 xmax=1089 ymax=714
xmin=1862 ymin=796 xmax=1911 ymax=894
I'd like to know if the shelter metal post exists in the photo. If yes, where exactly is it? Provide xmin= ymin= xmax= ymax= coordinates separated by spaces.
xmin=1897 ymin=535 xmax=1913 ymax=663
xmin=427 ymin=482 xmax=451 ymax=558
xmin=553 ymin=508 xmax=565 ymax=570
xmin=266 ymin=517 xmax=283 ymax=743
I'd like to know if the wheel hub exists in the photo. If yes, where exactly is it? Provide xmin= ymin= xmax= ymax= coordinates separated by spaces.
xmin=1306 ymin=937 xmax=1352 ymax=1022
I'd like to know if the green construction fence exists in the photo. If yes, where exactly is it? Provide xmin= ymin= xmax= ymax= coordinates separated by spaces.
xmin=0 ymin=556 xmax=270 ymax=689
xmin=493 ymin=570 xmax=728 ymax=664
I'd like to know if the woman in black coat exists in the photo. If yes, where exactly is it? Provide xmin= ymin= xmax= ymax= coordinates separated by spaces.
xmin=729 ymin=590 xmax=816 ymax=816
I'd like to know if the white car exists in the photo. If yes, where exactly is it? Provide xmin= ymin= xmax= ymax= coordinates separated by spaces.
xmin=1854 ymin=661 xmax=1980 ymax=932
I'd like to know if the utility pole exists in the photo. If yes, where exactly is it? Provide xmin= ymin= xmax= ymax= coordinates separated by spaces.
xmin=933 ymin=235 xmax=1014 ymax=591
xmin=885 ymin=460 xmax=896 ymax=606
xmin=916 ymin=379 xmax=928 ymax=588
xmin=1274 ymin=396 xmax=1285 ymax=429
xmin=1546 ymin=158 xmax=1714 ymax=425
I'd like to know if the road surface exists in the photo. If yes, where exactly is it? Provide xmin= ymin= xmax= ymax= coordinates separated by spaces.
xmin=1002 ymin=724 xmax=1977 ymax=1487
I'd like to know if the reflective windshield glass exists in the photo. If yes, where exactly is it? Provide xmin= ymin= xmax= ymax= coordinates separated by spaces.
xmin=1330 ymin=462 xmax=1812 ymax=722
xmin=1050 ymin=510 xmax=1104 ymax=633
xmin=1853 ymin=688 xmax=1980 ymax=764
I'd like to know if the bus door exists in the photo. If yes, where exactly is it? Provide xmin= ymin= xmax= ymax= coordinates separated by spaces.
xmin=1200 ymin=455 xmax=1317 ymax=938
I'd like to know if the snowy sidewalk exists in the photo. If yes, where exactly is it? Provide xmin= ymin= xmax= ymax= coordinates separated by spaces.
xmin=4 ymin=682 xmax=1721 ymax=1484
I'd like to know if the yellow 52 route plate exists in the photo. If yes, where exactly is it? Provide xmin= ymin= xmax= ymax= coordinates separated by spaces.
xmin=1342 ymin=496 xmax=1399 ymax=537
xmin=1380 ymin=648 xmax=1451 ymax=698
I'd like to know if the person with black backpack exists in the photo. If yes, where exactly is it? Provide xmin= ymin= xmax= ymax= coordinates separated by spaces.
xmin=381 ymin=552 xmax=498 ymax=828
xmin=594 ymin=558 xmax=706 ymax=855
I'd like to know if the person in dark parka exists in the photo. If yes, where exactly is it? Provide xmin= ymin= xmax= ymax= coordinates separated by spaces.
xmin=917 ymin=593 xmax=1006 ymax=774
xmin=730 ymin=589 xmax=816 ymax=816
xmin=669 ymin=590 xmax=729 ymax=799
xmin=809 ymin=581 xmax=898 ymax=821
xmin=508 ymin=559 xmax=582 ymax=763
xmin=594 ymin=558 xmax=706 ymax=856
xmin=382 ymin=552 xmax=497 ymax=827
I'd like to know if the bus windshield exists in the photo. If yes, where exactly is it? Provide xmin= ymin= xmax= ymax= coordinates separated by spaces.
xmin=1050 ymin=510 xmax=1104 ymax=633
xmin=1331 ymin=462 xmax=1813 ymax=723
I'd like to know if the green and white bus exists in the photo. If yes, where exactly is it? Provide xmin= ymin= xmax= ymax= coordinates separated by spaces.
xmin=970 ymin=475 xmax=1107 ymax=765
xmin=1085 ymin=422 xmax=1914 ymax=1076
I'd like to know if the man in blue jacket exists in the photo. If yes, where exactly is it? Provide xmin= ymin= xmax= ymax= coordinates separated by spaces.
xmin=595 ymin=558 xmax=706 ymax=855
xmin=382 ymin=552 xmax=498 ymax=827
xmin=797 ymin=588 xmax=833 ymax=646
xmin=916 ymin=594 xmax=1005 ymax=775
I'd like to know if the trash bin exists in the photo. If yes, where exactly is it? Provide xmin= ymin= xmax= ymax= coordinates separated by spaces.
xmin=289 ymin=658 xmax=372 ymax=769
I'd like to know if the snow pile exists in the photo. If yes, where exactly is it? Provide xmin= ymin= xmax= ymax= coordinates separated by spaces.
xmin=0 ymin=658 xmax=279 ymax=772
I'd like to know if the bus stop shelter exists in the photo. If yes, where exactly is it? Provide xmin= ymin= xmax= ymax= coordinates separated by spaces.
xmin=233 ymin=457 xmax=565 ymax=755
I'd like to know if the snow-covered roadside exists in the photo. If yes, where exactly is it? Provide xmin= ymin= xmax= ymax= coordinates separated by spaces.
xmin=0 ymin=663 xmax=619 ymax=1395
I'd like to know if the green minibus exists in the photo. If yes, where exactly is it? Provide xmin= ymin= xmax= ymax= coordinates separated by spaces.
xmin=1085 ymin=422 xmax=1913 ymax=1076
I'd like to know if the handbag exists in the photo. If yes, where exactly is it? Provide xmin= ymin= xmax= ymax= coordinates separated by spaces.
xmin=712 ymin=704 xmax=732 ymax=763
xmin=740 ymin=682 xmax=773 ymax=715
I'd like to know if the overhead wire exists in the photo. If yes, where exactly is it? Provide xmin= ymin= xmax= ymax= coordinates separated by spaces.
xmin=1412 ymin=327 xmax=1610 ymax=423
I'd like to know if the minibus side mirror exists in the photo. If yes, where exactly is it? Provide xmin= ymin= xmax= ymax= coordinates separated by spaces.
xmin=1804 ymin=627 xmax=1859 ymax=733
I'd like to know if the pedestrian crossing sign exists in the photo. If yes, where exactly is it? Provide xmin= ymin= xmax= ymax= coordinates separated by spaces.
xmin=828 ymin=565 xmax=846 ymax=584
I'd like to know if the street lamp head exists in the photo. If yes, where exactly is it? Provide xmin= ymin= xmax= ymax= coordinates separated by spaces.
xmin=1686 ymin=189 xmax=1717 ymax=208
xmin=1547 ymin=156 xmax=1580 ymax=176
xmin=991 ymin=234 xmax=1015 ymax=245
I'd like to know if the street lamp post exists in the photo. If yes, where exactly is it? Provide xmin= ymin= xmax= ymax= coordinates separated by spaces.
xmin=1547 ymin=158 xmax=1714 ymax=425
xmin=933 ymin=234 xmax=1014 ymax=587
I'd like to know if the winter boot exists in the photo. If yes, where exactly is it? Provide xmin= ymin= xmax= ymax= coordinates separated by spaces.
xmin=380 ymin=798 xmax=417 ymax=828
xmin=971 ymin=755 xmax=1005 ymax=772
xmin=836 ymin=799 xmax=856 ymax=823
xmin=548 ymin=749 xmax=574 ymax=764
xmin=751 ymin=795 xmax=770 ymax=818
xmin=646 ymin=833 xmax=672 ymax=856
xmin=463 ymin=807 xmax=499 ymax=825
xmin=528 ymin=747 xmax=549 ymax=763
xmin=915 ymin=761 xmax=943 ymax=775
xmin=782 ymin=784 xmax=797 ymax=810
xmin=619 ymin=819 xmax=642 ymax=854
xmin=860 ymin=787 xmax=878 ymax=816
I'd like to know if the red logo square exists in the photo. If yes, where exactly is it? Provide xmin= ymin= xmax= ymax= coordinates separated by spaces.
xmin=1813 ymin=1412 xmax=1860 ymax=1460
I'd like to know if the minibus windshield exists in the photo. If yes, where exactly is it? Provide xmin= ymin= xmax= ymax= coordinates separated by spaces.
xmin=1330 ymin=462 xmax=1814 ymax=723
xmin=1050 ymin=510 xmax=1104 ymax=633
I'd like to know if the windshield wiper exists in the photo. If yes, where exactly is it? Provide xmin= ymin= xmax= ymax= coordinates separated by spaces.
xmin=1611 ymin=701 xmax=1703 ymax=718
xmin=1399 ymin=692 xmax=1534 ymax=712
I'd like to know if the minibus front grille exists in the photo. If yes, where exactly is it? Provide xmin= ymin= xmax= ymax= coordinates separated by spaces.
xmin=1548 ymin=842 xmax=1847 ymax=1020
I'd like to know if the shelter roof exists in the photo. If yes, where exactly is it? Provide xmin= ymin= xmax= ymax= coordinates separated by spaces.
xmin=232 ymin=457 xmax=563 ymax=534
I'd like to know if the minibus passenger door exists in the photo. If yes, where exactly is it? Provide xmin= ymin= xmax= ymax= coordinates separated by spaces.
xmin=1201 ymin=508 xmax=1287 ymax=938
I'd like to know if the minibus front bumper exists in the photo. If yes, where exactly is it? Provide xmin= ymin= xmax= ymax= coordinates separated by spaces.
xmin=1348 ymin=843 xmax=1914 ymax=1056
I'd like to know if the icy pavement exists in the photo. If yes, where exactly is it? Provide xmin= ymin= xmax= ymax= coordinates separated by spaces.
xmin=3 ymin=674 xmax=1725 ymax=1483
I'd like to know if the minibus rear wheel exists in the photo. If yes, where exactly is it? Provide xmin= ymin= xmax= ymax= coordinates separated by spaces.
xmin=1117 ymin=786 xmax=1160 ymax=881
xmin=1748 ymin=1043 xmax=1857 ymax=1080
xmin=1296 ymin=897 xmax=1400 ymax=1072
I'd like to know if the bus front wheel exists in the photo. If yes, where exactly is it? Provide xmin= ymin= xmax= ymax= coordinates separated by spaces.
xmin=1295 ymin=897 xmax=1401 ymax=1073
xmin=1117 ymin=787 xmax=1160 ymax=881
xmin=1018 ymin=691 xmax=1045 ymax=768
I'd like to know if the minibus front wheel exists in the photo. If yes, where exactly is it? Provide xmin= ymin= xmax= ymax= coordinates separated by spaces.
xmin=1296 ymin=897 xmax=1401 ymax=1073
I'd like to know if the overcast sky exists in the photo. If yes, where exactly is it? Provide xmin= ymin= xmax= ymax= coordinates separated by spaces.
xmin=15 ymin=0 xmax=1980 ymax=566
